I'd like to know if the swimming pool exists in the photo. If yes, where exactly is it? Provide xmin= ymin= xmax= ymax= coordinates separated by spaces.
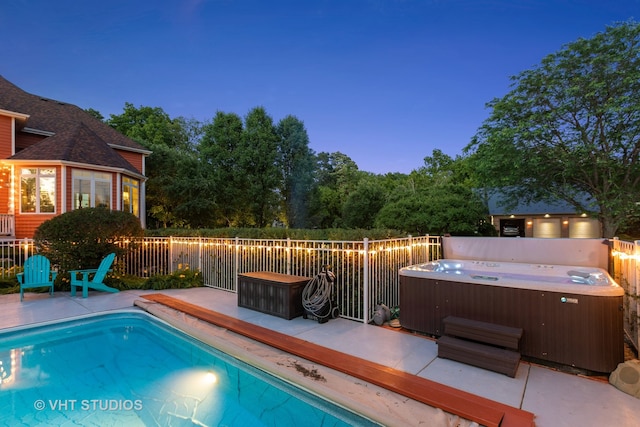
xmin=0 ymin=312 xmax=378 ymax=426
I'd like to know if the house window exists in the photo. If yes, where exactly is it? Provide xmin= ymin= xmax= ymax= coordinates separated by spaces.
xmin=73 ymin=171 xmax=111 ymax=209
xmin=20 ymin=168 xmax=56 ymax=213
xmin=122 ymin=177 xmax=139 ymax=217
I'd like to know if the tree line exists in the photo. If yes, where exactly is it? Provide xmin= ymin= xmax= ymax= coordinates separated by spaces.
xmin=89 ymin=21 xmax=640 ymax=238
xmin=91 ymin=103 xmax=489 ymax=235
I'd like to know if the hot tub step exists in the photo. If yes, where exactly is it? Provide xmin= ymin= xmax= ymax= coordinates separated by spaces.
xmin=443 ymin=316 xmax=523 ymax=350
xmin=437 ymin=335 xmax=521 ymax=377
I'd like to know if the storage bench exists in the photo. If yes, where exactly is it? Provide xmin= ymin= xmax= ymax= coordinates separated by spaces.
xmin=238 ymin=272 xmax=311 ymax=319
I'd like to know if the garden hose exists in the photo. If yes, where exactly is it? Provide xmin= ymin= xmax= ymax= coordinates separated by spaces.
xmin=302 ymin=267 xmax=335 ymax=319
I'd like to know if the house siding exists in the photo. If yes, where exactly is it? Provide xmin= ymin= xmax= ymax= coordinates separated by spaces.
xmin=0 ymin=116 xmax=13 ymax=158
xmin=14 ymin=214 xmax=55 ymax=239
xmin=493 ymin=214 xmax=602 ymax=238
xmin=15 ymin=132 xmax=45 ymax=152
xmin=0 ymin=117 xmax=13 ymax=217
xmin=1 ymin=77 xmax=149 ymax=238
xmin=65 ymin=168 xmax=72 ymax=212
xmin=0 ymin=172 xmax=10 ymax=216
xmin=116 ymin=149 xmax=144 ymax=174
xmin=13 ymin=165 xmax=61 ymax=239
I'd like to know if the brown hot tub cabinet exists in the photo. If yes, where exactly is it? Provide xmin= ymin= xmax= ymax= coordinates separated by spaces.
xmin=238 ymin=272 xmax=311 ymax=320
xmin=399 ymin=260 xmax=625 ymax=373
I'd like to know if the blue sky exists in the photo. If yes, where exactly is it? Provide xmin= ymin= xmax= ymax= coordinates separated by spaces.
xmin=1 ymin=1 xmax=637 ymax=174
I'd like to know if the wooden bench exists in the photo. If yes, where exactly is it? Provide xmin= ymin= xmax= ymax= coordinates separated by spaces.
xmin=437 ymin=316 xmax=523 ymax=378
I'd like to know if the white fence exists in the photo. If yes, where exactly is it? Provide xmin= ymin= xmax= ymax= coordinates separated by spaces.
xmin=0 ymin=215 xmax=14 ymax=237
xmin=0 ymin=238 xmax=37 ymax=275
xmin=10 ymin=235 xmax=638 ymax=345
xmin=119 ymin=235 xmax=442 ymax=322
xmin=610 ymin=238 xmax=640 ymax=351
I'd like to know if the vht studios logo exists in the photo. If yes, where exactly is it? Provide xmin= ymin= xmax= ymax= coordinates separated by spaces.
xmin=34 ymin=399 xmax=143 ymax=411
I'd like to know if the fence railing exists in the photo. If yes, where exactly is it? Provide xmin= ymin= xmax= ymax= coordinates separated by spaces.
xmin=610 ymin=238 xmax=640 ymax=351
xmin=119 ymin=235 xmax=441 ymax=322
xmin=10 ymin=236 xmax=638 ymax=345
xmin=0 ymin=215 xmax=14 ymax=237
xmin=0 ymin=238 xmax=37 ymax=277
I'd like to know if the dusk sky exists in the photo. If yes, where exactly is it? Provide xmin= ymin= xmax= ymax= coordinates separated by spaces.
xmin=1 ymin=1 xmax=637 ymax=174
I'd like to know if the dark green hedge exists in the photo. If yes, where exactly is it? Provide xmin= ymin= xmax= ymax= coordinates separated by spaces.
xmin=145 ymin=227 xmax=412 ymax=240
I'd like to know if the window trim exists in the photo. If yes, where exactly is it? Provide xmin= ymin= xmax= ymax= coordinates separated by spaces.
xmin=122 ymin=176 xmax=140 ymax=217
xmin=19 ymin=167 xmax=56 ymax=214
xmin=72 ymin=170 xmax=112 ymax=210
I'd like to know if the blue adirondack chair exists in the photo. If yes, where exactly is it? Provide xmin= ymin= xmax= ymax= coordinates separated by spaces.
xmin=17 ymin=255 xmax=57 ymax=301
xmin=69 ymin=253 xmax=118 ymax=298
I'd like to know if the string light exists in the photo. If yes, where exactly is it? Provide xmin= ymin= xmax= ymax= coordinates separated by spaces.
xmin=124 ymin=237 xmax=439 ymax=257
xmin=611 ymin=250 xmax=640 ymax=262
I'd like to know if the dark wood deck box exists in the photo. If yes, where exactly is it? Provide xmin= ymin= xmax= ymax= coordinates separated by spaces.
xmin=238 ymin=272 xmax=311 ymax=319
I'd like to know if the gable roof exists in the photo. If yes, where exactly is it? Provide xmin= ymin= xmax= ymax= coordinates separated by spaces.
xmin=10 ymin=122 xmax=141 ymax=173
xmin=0 ymin=76 xmax=150 ymax=174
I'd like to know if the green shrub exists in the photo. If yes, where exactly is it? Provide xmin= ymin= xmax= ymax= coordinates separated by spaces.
xmin=33 ymin=207 xmax=144 ymax=271
xmin=97 ymin=268 xmax=203 ymax=291
xmin=143 ymin=268 xmax=204 ymax=290
xmin=48 ymin=269 xmax=203 ymax=293
xmin=0 ymin=278 xmax=19 ymax=295
xmin=146 ymin=227 xmax=410 ymax=240
xmin=104 ymin=274 xmax=148 ymax=291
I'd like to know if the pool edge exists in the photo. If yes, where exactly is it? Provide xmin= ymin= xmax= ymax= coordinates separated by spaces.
xmin=139 ymin=293 xmax=536 ymax=427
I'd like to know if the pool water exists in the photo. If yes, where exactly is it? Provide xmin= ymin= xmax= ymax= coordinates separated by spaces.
xmin=0 ymin=312 xmax=378 ymax=426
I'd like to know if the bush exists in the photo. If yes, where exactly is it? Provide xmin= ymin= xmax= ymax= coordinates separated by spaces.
xmin=102 ymin=268 xmax=203 ymax=291
xmin=142 ymin=268 xmax=204 ymax=290
xmin=19 ymin=269 xmax=203 ymax=295
xmin=145 ymin=227 xmax=410 ymax=240
xmin=0 ymin=278 xmax=19 ymax=295
xmin=33 ymin=207 xmax=144 ymax=271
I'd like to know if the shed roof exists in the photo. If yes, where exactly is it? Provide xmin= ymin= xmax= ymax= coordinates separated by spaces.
xmin=485 ymin=190 xmax=594 ymax=215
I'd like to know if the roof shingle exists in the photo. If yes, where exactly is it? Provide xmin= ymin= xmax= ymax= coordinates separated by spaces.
xmin=0 ymin=75 xmax=149 ymax=174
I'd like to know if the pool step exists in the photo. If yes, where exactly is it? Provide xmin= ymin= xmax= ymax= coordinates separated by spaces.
xmin=437 ymin=316 xmax=524 ymax=378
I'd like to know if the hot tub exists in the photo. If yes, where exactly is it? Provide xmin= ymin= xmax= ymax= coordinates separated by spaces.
xmin=399 ymin=259 xmax=624 ymax=373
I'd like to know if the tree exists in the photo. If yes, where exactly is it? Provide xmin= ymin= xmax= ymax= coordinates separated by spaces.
xmin=85 ymin=108 xmax=105 ymax=121
xmin=276 ymin=115 xmax=316 ymax=228
xmin=107 ymin=104 xmax=202 ymax=228
xmin=375 ymin=184 xmax=488 ymax=235
xmin=143 ymin=143 xmax=192 ymax=228
xmin=308 ymin=152 xmax=361 ymax=228
xmin=466 ymin=21 xmax=640 ymax=238
xmin=107 ymin=103 xmax=191 ymax=151
xmin=199 ymin=111 xmax=247 ymax=226
xmin=175 ymin=116 xmax=206 ymax=152
xmin=373 ymin=150 xmax=491 ymax=234
xmin=166 ymin=153 xmax=218 ymax=228
xmin=239 ymin=107 xmax=281 ymax=227
xmin=342 ymin=177 xmax=386 ymax=229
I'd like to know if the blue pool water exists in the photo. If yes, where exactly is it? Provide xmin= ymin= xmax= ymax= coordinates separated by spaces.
xmin=0 ymin=312 xmax=378 ymax=426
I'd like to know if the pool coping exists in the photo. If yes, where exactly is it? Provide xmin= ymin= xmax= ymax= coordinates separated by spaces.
xmin=133 ymin=299 xmax=458 ymax=426
xmin=141 ymin=293 xmax=535 ymax=427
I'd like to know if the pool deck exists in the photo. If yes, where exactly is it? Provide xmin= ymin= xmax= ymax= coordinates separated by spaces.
xmin=2 ymin=287 xmax=639 ymax=426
